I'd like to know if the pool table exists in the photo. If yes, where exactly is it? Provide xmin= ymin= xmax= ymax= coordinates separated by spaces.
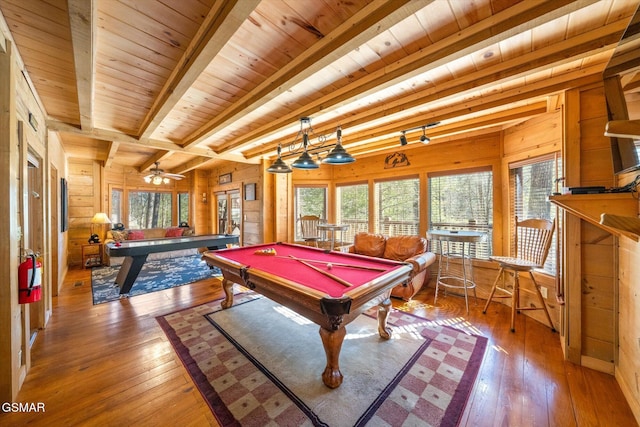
xmin=203 ymin=242 xmax=413 ymax=388
xmin=106 ymin=234 xmax=239 ymax=294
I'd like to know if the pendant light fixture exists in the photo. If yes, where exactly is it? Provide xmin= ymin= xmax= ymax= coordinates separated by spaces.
xmin=266 ymin=117 xmax=356 ymax=173
xmin=322 ymin=127 xmax=355 ymax=164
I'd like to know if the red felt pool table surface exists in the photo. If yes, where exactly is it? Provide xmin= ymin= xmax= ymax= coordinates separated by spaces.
xmin=203 ymin=242 xmax=413 ymax=388
xmin=207 ymin=242 xmax=407 ymax=298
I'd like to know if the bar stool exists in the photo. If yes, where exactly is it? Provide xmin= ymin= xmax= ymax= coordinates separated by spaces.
xmin=427 ymin=230 xmax=486 ymax=313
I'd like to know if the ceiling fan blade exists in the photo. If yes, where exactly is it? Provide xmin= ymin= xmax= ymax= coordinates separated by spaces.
xmin=163 ymin=173 xmax=185 ymax=180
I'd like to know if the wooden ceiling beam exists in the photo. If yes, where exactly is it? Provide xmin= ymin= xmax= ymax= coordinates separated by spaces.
xmin=172 ymin=156 xmax=218 ymax=175
xmin=180 ymin=0 xmax=424 ymax=148
xmin=216 ymin=0 xmax=596 ymax=155
xmin=138 ymin=151 xmax=171 ymax=173
xmin=245 ymin=25 xmax=617 ymax=160
xmin=138 ymin=0 xmax=261 ymax=139
xmin=252 ymin=67 xmax=603 ymax=160
xmin=103 ymin=141 xmax=119 ymax=168
xmin=67 ymin=0 xmax=95 ymax=131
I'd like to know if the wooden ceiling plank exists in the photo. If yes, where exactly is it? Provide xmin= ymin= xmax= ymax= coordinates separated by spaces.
xmin=247 ymin=66 xmax=603 ymax=160
xmin=180 ymin=0 xmax=425 ymax=147
xmin=68 ymin=0 xmax=95 ymax=131
xmin=215 ymin=0 xmax=598 ymax=155
xmin=138 ymin=0 xmax=261 ymax=139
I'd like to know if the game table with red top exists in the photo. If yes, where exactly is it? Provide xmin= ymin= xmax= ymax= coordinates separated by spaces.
xmin=203 ymin=242 xmax=413 ymax=388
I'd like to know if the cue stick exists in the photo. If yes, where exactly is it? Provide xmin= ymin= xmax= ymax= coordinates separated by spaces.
xmin=274 ymin=256 xmax=386 ymax=272
xmin=287 ymin=255 xmax=353 ymax=287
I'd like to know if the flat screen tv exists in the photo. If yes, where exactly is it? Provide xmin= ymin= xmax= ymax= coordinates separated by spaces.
xmin=603 ymin=5 xmax=640 ymax=175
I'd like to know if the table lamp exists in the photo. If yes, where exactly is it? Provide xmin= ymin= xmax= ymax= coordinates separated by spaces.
xmin=90 ymin=212 xmax=112 ymax=243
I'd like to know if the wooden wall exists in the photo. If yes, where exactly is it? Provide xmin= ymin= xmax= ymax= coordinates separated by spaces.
xmin=618 ymin=237 xmax=640 ymax=421
xmin=67 ymin=159 xmax=101 ymax=267
xmin=209 ymin=162 xmax=264 ymax=246
xmin=0 ymin=33 xmax=63 ymax=400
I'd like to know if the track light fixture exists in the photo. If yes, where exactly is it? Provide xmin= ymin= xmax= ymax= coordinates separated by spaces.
xmin=267 ymin=117 xmax=355 ymax=173
xmin=398 ymin=122 xmax=440 ymax=146
xmin=420 ymin=126 xmax=430 ymax=144
xmin=399 ymin=131 xmax=408 ymax=146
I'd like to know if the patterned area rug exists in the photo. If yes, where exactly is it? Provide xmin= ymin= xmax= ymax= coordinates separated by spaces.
xmin=91 ymin=255 xmax=221 ymax=304
xmin=157 ymin=292 xmax=487 ymax=426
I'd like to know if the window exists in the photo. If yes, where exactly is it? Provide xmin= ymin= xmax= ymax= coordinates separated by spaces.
xmin=511 ymin=155 xmax=560 ymax=274
xmin=111 ymin=188 xmax=123 ymax=224
xmin=374 ymin=177 xmax=419 ymax=236
xmin=128 ymin=191 xmax=173 ymax=229
xmin=178 ymin=192 xmax=189 ymax=224
xmin=429 ymin=169 xmax=493 ymax=259
xmin=336 ymin=183 xmax=368 ymax=241
xmin=294 ymin=186 xmax=327 ymax=240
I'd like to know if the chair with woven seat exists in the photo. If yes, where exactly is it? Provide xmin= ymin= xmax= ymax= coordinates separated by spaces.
xmin=298 ymin=215 xmax=323 ymax=247
xmin=483 ymin=217 xmax=556 ymax=333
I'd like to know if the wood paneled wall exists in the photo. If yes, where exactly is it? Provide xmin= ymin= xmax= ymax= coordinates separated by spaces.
xmin=67 ymin=159 xmax=101 ymax=266
xmin=209 ymin=162 xmax=263 ymax=246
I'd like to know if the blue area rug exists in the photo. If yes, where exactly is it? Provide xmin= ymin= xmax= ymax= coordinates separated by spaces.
xmin=91 ymin=255 xmax=221 ymax=304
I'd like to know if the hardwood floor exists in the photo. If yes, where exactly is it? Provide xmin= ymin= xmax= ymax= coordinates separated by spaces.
xmin=1 ymin=268 xmax=637 ymax=426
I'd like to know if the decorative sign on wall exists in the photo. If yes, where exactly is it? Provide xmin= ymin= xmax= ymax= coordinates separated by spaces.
xmin=384 ymin=152 xmax=410 ymax=169
xmin=244 ymin=183 xmax=256 ymax=201
xmin=219 ymin=173 xmax=232 ymax=184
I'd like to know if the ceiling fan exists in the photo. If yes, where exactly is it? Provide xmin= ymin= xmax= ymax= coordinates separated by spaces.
xmin=143 ymin=162 xmax=185 ymax=185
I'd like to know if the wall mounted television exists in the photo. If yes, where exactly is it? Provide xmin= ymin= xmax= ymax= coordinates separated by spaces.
xmin=603 ymin=5 xmax=640 ymax=176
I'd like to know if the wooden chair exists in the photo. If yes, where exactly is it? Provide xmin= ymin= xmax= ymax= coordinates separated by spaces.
xmin=483 ymin=217 xmax=556 ymax=333
xmin=299 ymin=215 xmax=323 ymax=247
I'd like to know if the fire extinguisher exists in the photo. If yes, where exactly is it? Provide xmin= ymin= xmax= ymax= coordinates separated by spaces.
xmin=19 ymin=253 xmax=42 ymax=304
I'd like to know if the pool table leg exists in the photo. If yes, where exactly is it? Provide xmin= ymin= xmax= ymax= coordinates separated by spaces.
xmin=377 ymin=298 xmax=392 ymax=340
xmin=220 ymin=278 xmax=235 ymax=309
xmin=319 ymin=325 xmax=346 ymax=389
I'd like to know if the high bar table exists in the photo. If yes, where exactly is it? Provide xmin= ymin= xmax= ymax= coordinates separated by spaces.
xmin=427 ymin=229 xmax=486 ymax=313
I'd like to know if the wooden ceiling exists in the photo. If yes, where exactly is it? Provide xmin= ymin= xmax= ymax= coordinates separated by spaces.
xmin=1 ymin=0 xmax=638 ymax=175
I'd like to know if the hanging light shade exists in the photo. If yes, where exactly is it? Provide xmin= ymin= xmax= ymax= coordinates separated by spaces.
xmin=291 ymin=134 xmax=319 ymax=169
xmin=322 ymin=127 xmax=355 ymax=164
xmin=291 ymin=151 xmax=318 ymax=169
xmin=267 ymin=145 xmax=292 ymax=173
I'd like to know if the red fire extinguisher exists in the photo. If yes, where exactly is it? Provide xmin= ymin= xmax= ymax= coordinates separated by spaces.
xmin=19 ymin=253 xmax=42 ymax=304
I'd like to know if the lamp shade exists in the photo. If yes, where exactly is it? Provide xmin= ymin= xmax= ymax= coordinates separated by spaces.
xmin=291 ymin=151 xmax=319 ymax=169
xmin=91 ymin=212 xmax=112 ymax=224
xmin=322 ymin=143 xmax=355 ymax=164
xmin=267 ymin=157 xmax=292 ymax=173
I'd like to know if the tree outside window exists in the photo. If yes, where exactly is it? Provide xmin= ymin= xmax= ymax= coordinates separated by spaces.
xmin=294 ymin=186 xmax=326 ymax=240
xmin=178 ymin=192 xmax=189 ymax=224
xmin=374 ymin=178 xmax=419 ymax=236
xmin=128 ymin=191 xmax=172 ymax=229
xmin=511 ymin=155 xmax=560 ymax=274
xmin=336 ymin=183 xmax=368 ymax=241
xmin=429 ymin=170 xmax=493 ymax=259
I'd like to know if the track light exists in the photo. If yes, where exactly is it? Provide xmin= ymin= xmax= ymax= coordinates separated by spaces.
xmin=399 ymin=131 xmax=408 ymax=146
xmin=420 ymin=126 xmax=430 ymax=144
xmin=399 ymin=122 xmax=440 ymax=145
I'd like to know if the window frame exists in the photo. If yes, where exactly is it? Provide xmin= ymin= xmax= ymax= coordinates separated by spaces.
xmin=373 ymin=175 xmax=420 ymax=237
xmin=508 ymin=153 xmax=561 ymax=276
xmin=294 ymin=185 xmax=328 ymax=241
xmin=427 ymin=167 xmax=493 ymax=259
xmin=336 ymin=181 xmax=369 ymax=242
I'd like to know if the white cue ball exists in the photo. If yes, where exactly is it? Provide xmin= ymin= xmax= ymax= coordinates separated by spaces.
xmin=326 ymin=263 xmax=333 ymax=270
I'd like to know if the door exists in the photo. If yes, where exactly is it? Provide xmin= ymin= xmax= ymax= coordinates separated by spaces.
xmin=215 ymin=190 xmax=242 ymax=242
